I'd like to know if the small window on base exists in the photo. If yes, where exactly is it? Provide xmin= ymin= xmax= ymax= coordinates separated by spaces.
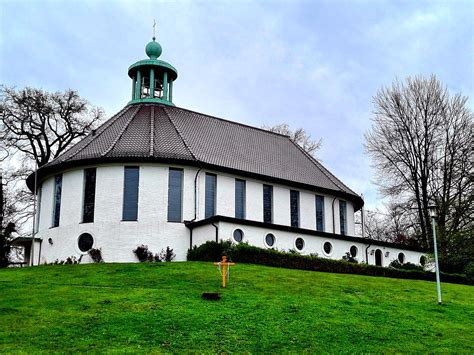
xmin=78 ymin=233 xmax=94 ymax=252
xmin=233 ymin=229 xmax=244 ymax=243
xmin=265 ymin=233 xmax=275 ymax=247
xmin=295 ymin=237 xmax=305 ymax=251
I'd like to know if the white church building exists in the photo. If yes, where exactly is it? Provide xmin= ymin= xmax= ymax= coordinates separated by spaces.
xmin=21 ymin=37 xmax=426 ymax=267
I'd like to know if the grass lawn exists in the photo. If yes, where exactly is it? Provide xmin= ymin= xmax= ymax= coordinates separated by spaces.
xmin=0 ymin=262 xmax=473 ymax=353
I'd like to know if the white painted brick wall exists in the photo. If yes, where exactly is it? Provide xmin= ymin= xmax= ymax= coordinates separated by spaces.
xmin=35 ymin=162 xmax=416 ymax=266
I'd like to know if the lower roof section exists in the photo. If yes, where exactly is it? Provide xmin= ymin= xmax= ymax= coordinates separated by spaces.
xmin=11 ymin=237 xmax=42 ymax=246
xmin=185 ymin=215 xmax=426 ymax=253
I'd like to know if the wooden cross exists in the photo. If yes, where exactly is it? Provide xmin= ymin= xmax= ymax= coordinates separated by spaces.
xmin=214 ymin=256 xmax=235 ymax=288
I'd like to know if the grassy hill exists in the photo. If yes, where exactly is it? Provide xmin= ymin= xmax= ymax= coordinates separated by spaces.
xmin=1 ymin=262 xmax=473 ymax=353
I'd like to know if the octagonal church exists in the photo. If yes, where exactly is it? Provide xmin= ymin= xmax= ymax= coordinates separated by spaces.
xmin=23 ymin=36 xmax=425 ymax=266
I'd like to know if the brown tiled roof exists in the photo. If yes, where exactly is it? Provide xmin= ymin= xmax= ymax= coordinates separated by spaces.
xmin=32 ymin=103 xmax=363 ymax=209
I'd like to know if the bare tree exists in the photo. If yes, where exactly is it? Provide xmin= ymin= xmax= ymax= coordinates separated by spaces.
xmin=0 ymin=86 xmax=104 ymax=240
xmin=0 ymin=86 xmax=103 ymax=167
xmin=262 ymin=123 xmax=322 ymax=157
xmin=365 ymin=75 xmax=473 ymax=272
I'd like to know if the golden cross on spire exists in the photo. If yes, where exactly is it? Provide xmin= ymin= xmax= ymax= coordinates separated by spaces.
xmin=153 ymin=19 xmax=156 ymax=39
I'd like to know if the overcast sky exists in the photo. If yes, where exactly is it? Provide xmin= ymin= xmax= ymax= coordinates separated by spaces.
xmin=1 ymin=0 xmax=473 ymax=210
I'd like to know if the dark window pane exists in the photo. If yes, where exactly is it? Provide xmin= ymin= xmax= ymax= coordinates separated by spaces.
xmin=295 ymin=237 xmax=304 ymax=251
xmin=265 ymin=233 xmax=275 ymax=247
xmin=82 ymin=168 xmax=96 ymax=223
xmin=323 ymin=241 xmax=332 ymax=254
xmin=290 ymin=190 xmax=300 ymax=228
xmin=350 ymin=245 xmax=358 ymax=257
xmin=205 ymin=173 xmax=216 ymax=218
xmin=263 ymin=185 xmax=273 ymax=224
xmin=168 ymin=168 xmax=183 ymax=222
xmin=315 ymin=195 xmax=325 ymax=231
xmin=339 ymin=200 xmax=347 ymax=235
xmin=235 ymin=179 xmax=246 ymax=219
xmin=78 ymin=233 xmax=94 ymax=252
xmin=123 ymin=167 xmax=139 ymax=221
xmin=233 ymin=229 xmax=243 ymax=243
xmin=52 ymin=174 xmax=62 ymax=227
xmin=398 ymin=252 xmax=405 ymax=263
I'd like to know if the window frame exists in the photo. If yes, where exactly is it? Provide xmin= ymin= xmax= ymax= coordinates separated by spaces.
xmin=51 ymin=174 xmax=62 ymax=228
xmin=290 ymin=190 xmax=300 ymax=228
xmin=339 ymin=200 xmax=347 ymax=235
xmin=235 ymin=179 xmax=246 ymax=219
xmin=295 ymin=237 xmax=305 ymax=251
xmin=322 ymin=241 xmax=333 ymax=256
xmin=122 ymin=166 xmax=140 ymax=221
xmin=263 ymin=184 xmax=273 ymax=224
xmin=232 ymin=228 xmax=244 ymax=243
xmin=264 ymin=232 xmax=276 ymax=248
xmin=82 ymin=168 xmax=97 ymax=223
xmin=167 ymin=168 xmax=184 ymax=222
xmin=77 ymin=232 xmax=94 ymax=253
xmin=315 ymin=195 xmax=325 ymax=232
xmin=350 ymin=245 xmax=358 ymax=258
xmin=205 ymin=173 xmax=217 ymax=219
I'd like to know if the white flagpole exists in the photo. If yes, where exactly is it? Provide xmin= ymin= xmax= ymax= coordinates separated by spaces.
xmin=30 ymin=160 xmax=38 ymax=266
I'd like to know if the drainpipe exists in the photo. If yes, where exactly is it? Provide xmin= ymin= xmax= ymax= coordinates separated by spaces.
xmin=193 ymin=168 xmax=203 ymax=221
xmin=365 ymin=244 xmax=371 ymax=264
xmin=188 ymin=167 xmax=202 ymax=250
xmin=331 ymin=196 xmax=337 ymax=234
xmin=212 ymin=222 xmax=219 ymax=242
xmin=38 ymin=239 xmax=43 ymax=265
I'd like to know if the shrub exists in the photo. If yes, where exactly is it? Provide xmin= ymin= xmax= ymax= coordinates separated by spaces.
xmin=160 ymin=247 xmax=176 ymax=262
xmin=342 ymin=252 xmax=358 ymax=264
xmin=53 ymin=256 xmax=80 ymax=265
xmin=187 ymin=240 xmax=233 ymax=261
xmin=465 ymin=262 xmax=474 ymax=283
xmin=133 ymin=245 xmax=154 ymax=262
xmin=133 ymin=245 xmax=176 ymax=262
xmin=88 ymin=248 xmax=104 ymax=263
xmin=389 ymin=260 xmax=424 ymax=271
xmin=187 ymin=241 xmax=471 ymax=285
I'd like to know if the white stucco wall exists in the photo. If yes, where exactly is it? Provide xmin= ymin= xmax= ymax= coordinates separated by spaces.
xmin=34 ymin=162 xmax=423 ymax=266
xmin=213 ymin=221 xmax=425 ymax=266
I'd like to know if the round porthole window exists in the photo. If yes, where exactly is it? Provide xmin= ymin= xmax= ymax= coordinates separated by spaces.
xmin=323 ymin=241 xmax=333 ymax=255
xmin=265 ymin=233 xmax=276 ymax=247
xmin=420 ymin=255 xmax=426 ymax=266
xmin=350 ymin=245 xmax=358 ymax=258
xmin=78 ymin=233 xmax=94 ymax=252
xmin=398 ymin=252 xmax=405 ymax=264
xmin=295 ymin=237 xmax=305 ymax=251
xmin=233 ymin=229 xmax=244 ymax=243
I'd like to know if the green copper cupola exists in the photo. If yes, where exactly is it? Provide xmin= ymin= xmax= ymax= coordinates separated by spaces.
xmin=128 ymin=36 xmax=178 ymax=106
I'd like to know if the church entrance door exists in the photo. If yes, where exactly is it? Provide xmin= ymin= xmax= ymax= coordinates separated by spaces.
xmin=375 ymin=249 xmax=383 ymax=266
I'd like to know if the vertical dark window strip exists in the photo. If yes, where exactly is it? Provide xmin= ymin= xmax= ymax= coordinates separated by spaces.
xmin=339 ymin=200 xmax=347 ymax=235
xmin=263 ymin=184 xmax=273 ymax=224
xmin=122 ymin=167 xmax=139 ymax=221
xmin=168 ymin=168 xmax=183 ymax=222
xmin=205 ymin=173 xmax=217 ymax=218
xmin=315 ymin=195 xmax=325 ymax=231
xmin=52 ymin=174 xmax=62 ymax=227
xmin=235 ymin=179 xmax=246 ymax=219
xmin=82 ymin=168 xmax=97 ymax=223
xmin=290 ymin=190 xmax=300 ymax=228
